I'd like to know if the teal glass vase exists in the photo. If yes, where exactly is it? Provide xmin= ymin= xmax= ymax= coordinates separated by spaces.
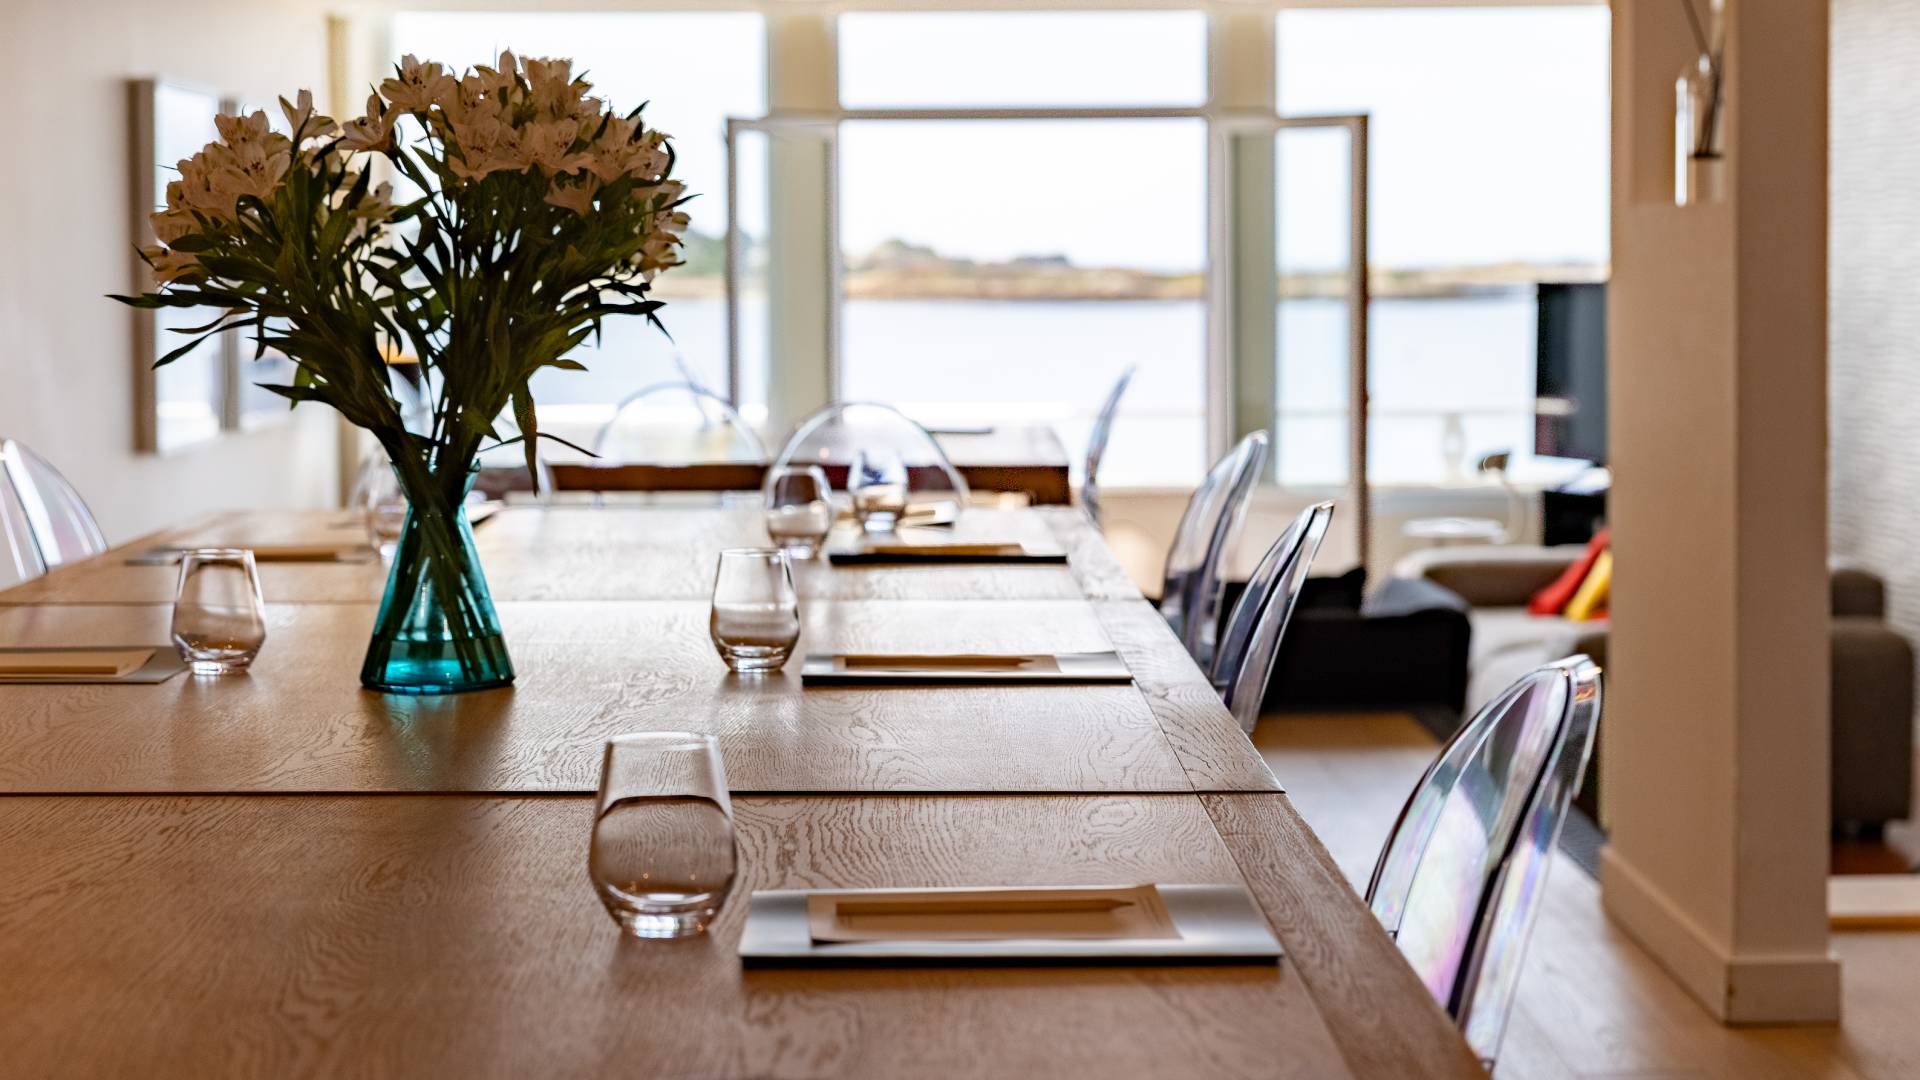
xmin=360 ymin=468 xmax=514 ymax=695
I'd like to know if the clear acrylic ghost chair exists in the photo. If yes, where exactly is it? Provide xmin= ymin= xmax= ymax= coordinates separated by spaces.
xmin=593 ymin=381 xmax=768 ymax=465
xmin=0 ymin=462 xmax=47 ymax=586
xmin=1159 ymin=430 xmax=1269 ymax=671
xmin=1080 ymin=366 xmax=1135 ymax=529
xmin=771 ymin=402 xmax=972 ymax=520
xmin=0 ymin=439 xmax=107 ymax=570
xmin=1210 ymin=501 xmax=1334 ymax=733
xmin=1365 ymin=655 xmax=1602 ymax=1070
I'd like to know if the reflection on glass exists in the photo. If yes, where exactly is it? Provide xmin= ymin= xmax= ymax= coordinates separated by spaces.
xmin=171 ymin=548 xmax=267 ymax=674
xmin=590 ymin=732 xmax=738 ymax=939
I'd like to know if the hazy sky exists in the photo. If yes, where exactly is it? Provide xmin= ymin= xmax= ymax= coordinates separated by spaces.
xmin=392 ymin=6 xmax=1609 ymax=273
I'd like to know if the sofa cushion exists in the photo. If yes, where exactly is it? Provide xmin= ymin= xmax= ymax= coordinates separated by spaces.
xmin=1394 ymin=545 xmax=1585 ymax=608
xmin=1466 ymin=609 xmax=1606 ymax=712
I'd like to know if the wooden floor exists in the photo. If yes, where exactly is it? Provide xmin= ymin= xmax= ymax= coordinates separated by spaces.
xmin=1253 ymin=712 xmax=1920 ymax=1080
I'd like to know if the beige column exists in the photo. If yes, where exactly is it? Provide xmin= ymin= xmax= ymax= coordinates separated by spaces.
xmin=1212 ymin=10 xmax=1278 ymax=470
xmin=762 ymin=9 xmax=837 ymax=438
xmin=1599 ymin=0 xmax=1838 ymax=1023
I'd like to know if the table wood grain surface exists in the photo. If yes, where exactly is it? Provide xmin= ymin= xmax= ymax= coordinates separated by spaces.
xmin=0 ymin=794 xmax=1479 ymax=1079
xmin=0 ymin=599 xmax=1271 ymax=794
xmin=0 ymin=501 xmax=1478 ymax=1077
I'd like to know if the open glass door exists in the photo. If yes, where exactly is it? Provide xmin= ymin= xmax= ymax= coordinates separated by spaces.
xmin=1219 ymin=113 xmax=1370 ymax=576
xmin=725 ymin=117 xmax=838 ymax=437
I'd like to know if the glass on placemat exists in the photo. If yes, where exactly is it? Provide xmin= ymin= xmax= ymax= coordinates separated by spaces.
xmin=763 ymin=464 xmax=833 ymax=557
xmin=709 ymin=548 xmax=800 ymax=673
xmin=590 ymin=733 xmax=738 ymax=939
xmin=170 ymin=548 xmax=267 ymax=674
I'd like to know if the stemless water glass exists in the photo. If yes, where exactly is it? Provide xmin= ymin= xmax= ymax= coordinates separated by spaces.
xmin=589 ymin=733 xmax=738 ymax=939
xmin=362 ymin=471 xmax=407 ymax=564
xmin=763 ymin=465 xmax=833 ymax=557
xmin=709 ymin=548 xmax=800 ymax=673
xmin=171 ymin=548 xmax=268 ymax=674
xmin=848 ymin=447 xmax=908 ymax=532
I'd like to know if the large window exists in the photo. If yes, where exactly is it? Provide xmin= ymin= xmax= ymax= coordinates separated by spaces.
xmin=390 ymin=12 xmax=764 ymax=445
xmin=836 ymin=11 xmax=1210 ymax=486
xmin=1278 ymin=6 xmax=1610 ymax=486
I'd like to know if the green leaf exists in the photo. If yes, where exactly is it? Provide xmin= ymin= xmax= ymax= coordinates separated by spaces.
xmin=510 ymin=384 xmax=541 ymax=495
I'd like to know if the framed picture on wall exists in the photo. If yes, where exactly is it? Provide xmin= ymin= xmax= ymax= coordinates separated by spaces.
xmin=128 ymin=78 xmax=230 ymax=454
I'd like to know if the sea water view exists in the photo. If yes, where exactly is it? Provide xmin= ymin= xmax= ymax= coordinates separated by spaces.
xmin=528 ymin=290 xmax=1541 ymax=489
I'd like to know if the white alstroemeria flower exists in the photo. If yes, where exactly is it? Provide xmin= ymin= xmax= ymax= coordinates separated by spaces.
xmin=523 ymin=57 xmax=577 ymax=115
xmin=470 ymin=50 xmax=518 ymax=97
xmin=213 ymin=109 xmax=273 ymax=148
xmin=141 ymin=244 xmax=200 ymax=284
xmin=171 ymin=160 xmax=229 ymax=220
xmin=349 ymin=180 xmax=397 ymax=221
xmin=583 ymin=117 xmax=642 ymax=182
xmin=543 ymin=176 xmax=598 ymax=216
xmin=381 ymin=54 xmax=449 ymax=112
xmin=524 ymin=118 xmax=589 ymax=174
xmin=280 ymin=90 xmax=335 ymax=140
xmin=626 ymin=142 xmax=671 ymax=182
xmin=150 ymin=203 xmax=199 ymax=245
xmin=340 ymin=94 xmax=395 ymax=154
xmin=447 ymin=112 xmax=524 ymax=180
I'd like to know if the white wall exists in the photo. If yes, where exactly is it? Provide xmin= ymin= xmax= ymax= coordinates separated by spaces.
xmin=0 ymin=0 xmax=339 ymax=546
xmin=1831 ymin=0 xmax=1920 ymax=738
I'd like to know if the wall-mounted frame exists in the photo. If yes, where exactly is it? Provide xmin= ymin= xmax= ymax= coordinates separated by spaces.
xmin=129 ymin=78 xmax=231 ymax=455
xmin=130 ymin=80 xmax=301 ymax=450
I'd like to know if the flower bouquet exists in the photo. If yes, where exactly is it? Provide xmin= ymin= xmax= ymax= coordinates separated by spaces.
xmin=115 ymin=53 xmax=689 ymax=693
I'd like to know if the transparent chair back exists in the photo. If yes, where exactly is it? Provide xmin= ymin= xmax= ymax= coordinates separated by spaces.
xmin=593 ymin=381 xmax=768 ymax=465
xmin=1365 ymin=655 xmax=1602 ymax=1069
xmin=1160 ymin=430 xmax=1269 ymax=671
xmin=1210 ymin=502 xmax=1334 ymax=733
xmin=1080 ymin=366 xmax=1135 ymax=529
xmin=770 ymin=402 xmax=972 ymax=514
xmin=0 ymin=461 xmax=47 ymax=586
xmin=0 ymin=439 xmax=106 ymax=570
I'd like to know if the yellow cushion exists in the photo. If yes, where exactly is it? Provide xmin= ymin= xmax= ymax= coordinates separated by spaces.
xmin=1563 ymin=548 xmax=1612 ymax=622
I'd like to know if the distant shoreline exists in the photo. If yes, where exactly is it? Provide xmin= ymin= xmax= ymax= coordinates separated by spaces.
xmin=653 ymin=266 xmax=1605 ymax=303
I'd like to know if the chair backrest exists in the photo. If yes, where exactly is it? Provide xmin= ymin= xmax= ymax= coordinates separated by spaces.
xmin=0 ymin=439 xmax=107 ymax=570
xmin=1160 ymin=430 xmax=1269 ymax=671
xmin=0 ymin=462 xmax=48 ymax=585
xmin=1210 ymin=502 xmax=1334 ymax=733
xmin=1365 ymin=655 xmax=1602 ymax=1069
xmin=1080 ymin=366 xmax=1135 ymax=529
xmin=593 ymin=382 xmax=768 ymax=465
xmin=771 ymin=402 xmax=971 ymax=508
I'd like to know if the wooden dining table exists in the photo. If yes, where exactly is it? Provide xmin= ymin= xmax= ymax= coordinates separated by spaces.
xmin=0 ymin=502 xmax=1482 ymax=1078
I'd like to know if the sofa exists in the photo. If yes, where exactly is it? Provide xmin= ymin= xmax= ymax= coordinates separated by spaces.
xmin=1396 ymin=545 xmax=1915 ymax=833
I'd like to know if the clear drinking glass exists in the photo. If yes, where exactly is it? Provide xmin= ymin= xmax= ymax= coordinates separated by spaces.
xmin=763 ymin=465 xmax=834 ymax=557
xmin=589 ymin=732 xmax=738 ymax=939
xmin=848 ymin=447 xmax=908 ymax=532
xmin=709 ymin=548 xmax=800 ymax=673
xmin=360 ymin=468 xmax=407 ymax=564
xmin=171 ymin=548 xmax=268 ymax=674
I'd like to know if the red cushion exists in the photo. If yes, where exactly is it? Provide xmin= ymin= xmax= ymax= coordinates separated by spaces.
xmin=1528 ymin=528 xmax=1611 ymax=616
